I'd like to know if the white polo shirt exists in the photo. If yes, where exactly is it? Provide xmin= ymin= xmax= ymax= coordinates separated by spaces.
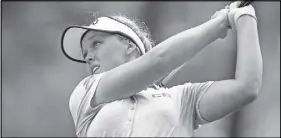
xmin=69 ymin=73 xmax=214 ymax=137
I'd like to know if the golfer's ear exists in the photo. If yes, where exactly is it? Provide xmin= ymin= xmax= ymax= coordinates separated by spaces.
xmin=126 ymin=42 xmax=138 ymax=55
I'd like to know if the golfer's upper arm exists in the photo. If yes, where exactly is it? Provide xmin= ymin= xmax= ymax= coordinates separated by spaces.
xmin=197 ymin=79 xmax=259 ymax=124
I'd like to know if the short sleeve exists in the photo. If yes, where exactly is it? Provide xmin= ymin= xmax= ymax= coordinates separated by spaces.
xmin=69 ymin=72 xmax=106 ymax=137
xmin=167 ymin=81 xmax=214 ymax=130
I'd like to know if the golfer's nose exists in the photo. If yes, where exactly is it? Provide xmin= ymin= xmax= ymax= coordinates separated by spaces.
xmin=85 ymin=56 xmax=95 ymax=63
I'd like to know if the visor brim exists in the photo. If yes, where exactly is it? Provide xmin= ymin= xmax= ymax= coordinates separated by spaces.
xmin=61 ymin=25 xmax=136 ymax=63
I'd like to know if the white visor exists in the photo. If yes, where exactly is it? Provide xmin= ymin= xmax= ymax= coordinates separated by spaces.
xmin=61 ymin=16 xmax=146 ymax=63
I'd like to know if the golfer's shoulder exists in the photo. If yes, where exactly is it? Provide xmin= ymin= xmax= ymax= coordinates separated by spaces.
xmin=70 ymin=73 xmax=106 ymax=103
xmin=69 ymin=76 xmax=91 ymax=107
xmin=74 ymin=75 xmax=92 ymax=94
xmin=77 ymin=73 xmax=105 ymax=91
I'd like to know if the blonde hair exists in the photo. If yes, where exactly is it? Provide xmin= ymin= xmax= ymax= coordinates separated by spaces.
xmin=110 ymin=14 xmax=155 ymax=53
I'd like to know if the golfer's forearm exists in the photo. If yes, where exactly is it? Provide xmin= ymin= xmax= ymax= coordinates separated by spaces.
xmin=150 ymin=16 xmax=225 ymax=86
xmin=149 ymin=16 xmax=224 ymax=73
xmin=235 ymin=16 xmax=263 ymax=93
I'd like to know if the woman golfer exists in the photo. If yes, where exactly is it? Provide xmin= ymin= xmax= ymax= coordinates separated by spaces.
xmin=61 ymin=2 xmax=262 ymax=137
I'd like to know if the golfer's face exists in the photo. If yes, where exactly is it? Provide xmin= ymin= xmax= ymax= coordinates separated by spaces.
xmin=81 ymin=31 xmax=128 ymax=74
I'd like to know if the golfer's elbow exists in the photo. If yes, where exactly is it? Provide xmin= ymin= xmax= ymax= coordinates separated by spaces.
xmin=236 ymin=61 xmax=263 ymax=102
xmin=240 ymin=76 xmax=262 ymax=102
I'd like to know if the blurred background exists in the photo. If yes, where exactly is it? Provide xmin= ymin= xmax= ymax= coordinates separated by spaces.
xmin=1 ymin=1 xmax=280 ymax=137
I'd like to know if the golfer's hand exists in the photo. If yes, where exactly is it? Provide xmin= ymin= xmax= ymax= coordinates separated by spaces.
xmin=211 ymin=7 xmax=230 ymax=39
xmin=228 ymin=1 xmax=257 ymax=31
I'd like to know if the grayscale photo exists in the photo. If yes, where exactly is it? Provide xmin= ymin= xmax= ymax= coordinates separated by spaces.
xmin=1 ymin=1 xmax=280 ymax=137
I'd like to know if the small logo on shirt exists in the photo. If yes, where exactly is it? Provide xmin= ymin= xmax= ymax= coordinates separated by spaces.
xmin=152 ymin=93 xmax=171 ymax=98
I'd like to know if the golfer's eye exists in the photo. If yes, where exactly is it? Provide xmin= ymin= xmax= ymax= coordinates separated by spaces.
xmin=92 ymin=41 xmax=102 ymax=49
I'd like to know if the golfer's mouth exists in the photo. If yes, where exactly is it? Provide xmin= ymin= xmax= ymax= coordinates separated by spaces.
xmin=91 ymin=65 xmax=100 ymax=73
